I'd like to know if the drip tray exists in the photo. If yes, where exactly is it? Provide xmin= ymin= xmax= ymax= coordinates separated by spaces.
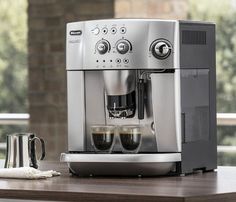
xmin=60 ymin=153 xmax=181 ymax=176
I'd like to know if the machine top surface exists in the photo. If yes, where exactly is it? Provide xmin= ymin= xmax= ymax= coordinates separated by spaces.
xmin=68 ymin=18 xmax=215 ymax=25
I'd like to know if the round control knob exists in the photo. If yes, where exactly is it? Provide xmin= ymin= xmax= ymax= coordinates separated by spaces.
xmin=96 ymin=40 xmax=110 ymax=54
xmin=116 ymin=40 xmax=131 ymax=54
xmin=151 ymin=40 xmax=171 ymax=59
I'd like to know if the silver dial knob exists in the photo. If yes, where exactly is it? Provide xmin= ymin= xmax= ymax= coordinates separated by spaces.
xmin=151 ymin=40 xmax=171 ymax=59
xmin=96 ymin=40 xmax=110 ymax=54
xmin=116 ymin=40 xmax=131 ymax=54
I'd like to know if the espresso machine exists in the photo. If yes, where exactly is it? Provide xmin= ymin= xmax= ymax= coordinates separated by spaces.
xmin=61 ymin=19 xmax=217 ymax=176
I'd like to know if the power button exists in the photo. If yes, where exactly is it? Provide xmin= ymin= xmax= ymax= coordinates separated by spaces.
xmin=91 ymin=27 xmax=100 ymax=35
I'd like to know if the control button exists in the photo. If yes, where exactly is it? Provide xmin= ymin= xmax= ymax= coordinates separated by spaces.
xmin=91 ymin=27 xmax=100 ymax=35
xmin=102 ymin=27 xmax=108 ymax=34
xmin=115 ymin=58 xmax=121 ymax=64
xmin=120 ymin=27 xmax=126 ymax=34
xmin=123 ymin=58 xmax=129 ymax=64
xmin=116 ymin=40 xmax=131 ymax=54
xmin=96 ymin=40 xmax=110 ymax=54
xmin=151 ymin=40 xmax=171 ymax=59
xmin=111 ymin=27 xmax=117 ymax=34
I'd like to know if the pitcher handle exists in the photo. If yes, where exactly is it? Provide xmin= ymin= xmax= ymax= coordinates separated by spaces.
xmin=31 ymin=137 xmax=46 ymax=161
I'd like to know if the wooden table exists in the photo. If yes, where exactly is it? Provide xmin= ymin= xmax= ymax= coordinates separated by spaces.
xmin=0 ymin=162 xmax=235 ymax=202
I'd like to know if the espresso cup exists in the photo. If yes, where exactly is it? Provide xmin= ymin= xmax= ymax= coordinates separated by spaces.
xmin=91 ymin=125 xmax=115 ymax=153
xmin=118 ymin=125 xmax=142 ymax=154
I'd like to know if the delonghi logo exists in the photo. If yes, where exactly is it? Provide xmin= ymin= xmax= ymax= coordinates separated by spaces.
xmin=70 ymin=30 xmax=82 ymax=36
xmin=69 ymin=39 xmax=81 ymax=44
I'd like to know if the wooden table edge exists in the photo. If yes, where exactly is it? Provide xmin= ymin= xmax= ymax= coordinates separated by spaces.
xmin=0 ymin=189 xmax=185 ymax=202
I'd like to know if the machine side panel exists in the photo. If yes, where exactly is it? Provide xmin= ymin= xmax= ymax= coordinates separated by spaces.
xmin=67 ymin=71 xmax=85 ymax=151
xmin=181 ymin=69 xmax=217 ymax=173
xmin=179 ymin=22 xmax=215 ymax=69
xmin=180 ymin=23 xmax=217 ymax=173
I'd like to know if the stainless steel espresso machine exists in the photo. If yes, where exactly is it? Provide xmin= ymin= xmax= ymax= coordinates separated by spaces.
xmin=60 ymin=19 xmax=217 ymax=176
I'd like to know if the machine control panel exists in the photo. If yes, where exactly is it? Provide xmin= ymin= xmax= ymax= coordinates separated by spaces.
xmin=67 ymin=20 xmax=177 ymax=70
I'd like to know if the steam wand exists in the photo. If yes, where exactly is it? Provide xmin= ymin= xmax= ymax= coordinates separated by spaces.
xmin=138 ymin=69 xmax=166 ymax=120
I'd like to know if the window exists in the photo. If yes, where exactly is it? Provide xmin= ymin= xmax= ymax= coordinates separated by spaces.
xmin=0 ymin=0 xmax=28 ymax=157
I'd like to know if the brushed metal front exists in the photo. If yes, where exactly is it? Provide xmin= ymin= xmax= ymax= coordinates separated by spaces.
xmin=103 ymin=70 xmax=136 ymax=95
xmin=151 ymin=73 xmax=181 ymax=152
